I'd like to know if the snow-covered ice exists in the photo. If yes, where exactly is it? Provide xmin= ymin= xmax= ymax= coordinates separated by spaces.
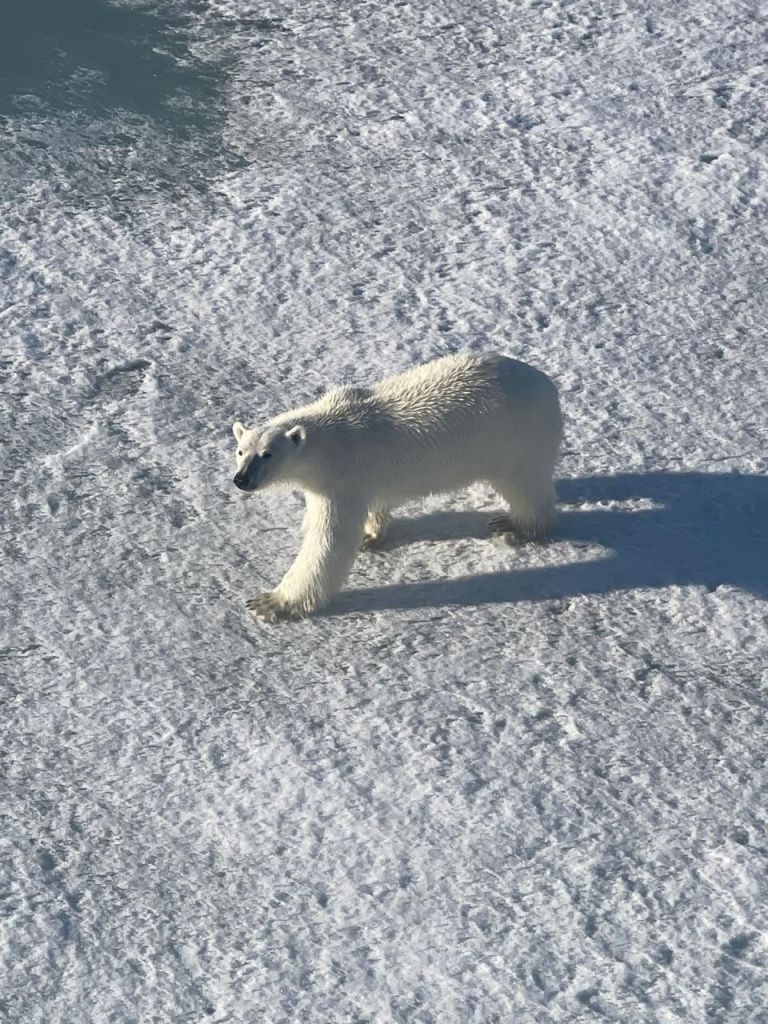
xmin=2 ymin=1 xmax=767 ymax=1021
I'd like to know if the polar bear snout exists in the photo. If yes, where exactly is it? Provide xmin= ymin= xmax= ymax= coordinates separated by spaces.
xmin=233 ymin=462 xmax=259 ymax=491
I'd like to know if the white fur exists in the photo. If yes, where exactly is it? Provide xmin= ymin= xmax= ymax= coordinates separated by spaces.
xmin=233 ymin=352 xmax=563 ymax=621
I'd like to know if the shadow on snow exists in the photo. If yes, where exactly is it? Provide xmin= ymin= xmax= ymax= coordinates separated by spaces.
xmin=329 ymin=472 xmax=768 ymax=615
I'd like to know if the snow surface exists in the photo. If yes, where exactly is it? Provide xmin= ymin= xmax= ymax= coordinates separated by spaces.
xmin=2 ymin=1 xmax=768 ymax=1021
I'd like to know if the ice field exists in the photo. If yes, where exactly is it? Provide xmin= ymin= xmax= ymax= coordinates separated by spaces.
xmin=2 ymin=1 xmax=767 ymax=1020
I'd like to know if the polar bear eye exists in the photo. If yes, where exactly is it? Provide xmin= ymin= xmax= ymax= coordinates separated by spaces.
xmin=237 ymin=449 xmax=242 ymax=457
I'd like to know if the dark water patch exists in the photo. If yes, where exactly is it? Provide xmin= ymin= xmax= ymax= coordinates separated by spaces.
xmin=0 ymin=0 xmax=238 ymax=200
xmin=0 ymin=0 xmax=221 ymax=125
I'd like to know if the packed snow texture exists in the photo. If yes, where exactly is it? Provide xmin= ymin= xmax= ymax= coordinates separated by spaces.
xmin=2 ymin=1 xmax=767 ymax=1021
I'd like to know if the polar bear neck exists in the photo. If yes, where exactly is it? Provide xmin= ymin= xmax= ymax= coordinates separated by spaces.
xmin=271 ymin=385 xmax=373 ymax=433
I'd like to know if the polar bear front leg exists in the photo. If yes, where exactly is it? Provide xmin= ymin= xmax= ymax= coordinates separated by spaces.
xmin=247 ymin=494 xmax=367 ymax=622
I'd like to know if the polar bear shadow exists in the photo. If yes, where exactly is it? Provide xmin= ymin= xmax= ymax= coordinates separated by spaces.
xmin=329 ymin=472 xmax=768 ymax=615
xmin=383 ymin=508 xmax=492 ymax=547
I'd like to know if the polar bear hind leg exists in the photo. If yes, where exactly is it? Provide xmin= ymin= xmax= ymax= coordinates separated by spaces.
xmin=362 ymin=508 xmax=391 ymax=550
xmin=489 ymin=470 xmax=556 ymax=543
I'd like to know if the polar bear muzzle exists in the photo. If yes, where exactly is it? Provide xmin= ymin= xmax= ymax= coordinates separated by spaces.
xmin=233 ymin=456 xmax=262 ymax=492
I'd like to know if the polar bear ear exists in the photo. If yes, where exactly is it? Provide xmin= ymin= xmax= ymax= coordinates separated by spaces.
xmin=286 ymin=424 xmax=306 ymax=447
xmin=232 ymin=421 xmax=246 ymax=442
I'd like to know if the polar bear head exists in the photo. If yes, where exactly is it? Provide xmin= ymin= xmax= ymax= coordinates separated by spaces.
xmin=232 ymin=420 xmax=307 ymax=492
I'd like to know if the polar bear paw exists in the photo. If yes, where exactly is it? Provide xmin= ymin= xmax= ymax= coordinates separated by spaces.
xmin=361 ymin=510 xmax=391 ymax=551
xmin=489 ymin=514 xmax=526 ymax=545
xmin=246 ymin=591 xmax=301 ymax=623
xmin=361 ymin=531 xmax=386 ymax=552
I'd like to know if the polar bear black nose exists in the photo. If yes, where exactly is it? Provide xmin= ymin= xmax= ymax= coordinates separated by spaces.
xmin=233 ymin=472 xmax=247 ymax=489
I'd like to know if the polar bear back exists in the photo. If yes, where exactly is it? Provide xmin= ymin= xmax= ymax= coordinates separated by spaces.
xmin=327 ymin=352 xmax=562 ymax=505
xmin=373 ymin=352 xmax=553 ymax=425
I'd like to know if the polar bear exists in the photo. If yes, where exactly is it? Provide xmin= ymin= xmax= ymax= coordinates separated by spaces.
xmin=232 ymin=352 xmax=562 ymax=622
